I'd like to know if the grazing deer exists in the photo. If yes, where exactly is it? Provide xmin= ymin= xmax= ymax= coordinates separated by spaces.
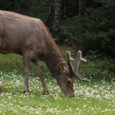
xmin=0 ymin=10 xmax=89 ymax=97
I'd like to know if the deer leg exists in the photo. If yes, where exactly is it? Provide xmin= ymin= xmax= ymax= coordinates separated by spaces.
xmin=23 ymin=55 xmax=30 ymax=94
xmin=0 ymin=88 xmax=2 ymax=94
xmin=32 ymin=60 xmax=49 ymax=95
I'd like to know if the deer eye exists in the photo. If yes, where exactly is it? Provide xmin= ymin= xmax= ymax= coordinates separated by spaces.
xmin=67 ymin=79 xmax=72 ymax=84
xmin=65 ymin=73 xmax=69 ymax=76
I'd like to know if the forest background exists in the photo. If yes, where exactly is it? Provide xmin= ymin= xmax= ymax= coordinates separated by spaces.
xmin=0 ymin=0 xmax=115 ymax=57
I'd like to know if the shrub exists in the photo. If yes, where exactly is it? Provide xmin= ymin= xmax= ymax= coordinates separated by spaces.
xmin=61 ymin=0 xmax=115 ymax=56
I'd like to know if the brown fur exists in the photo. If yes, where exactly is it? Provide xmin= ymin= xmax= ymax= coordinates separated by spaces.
xmin=0 ymin=10 xmax=74 ymax=96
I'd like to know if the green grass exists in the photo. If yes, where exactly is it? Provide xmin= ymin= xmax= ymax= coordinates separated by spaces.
xmin=0 ymin=48 xmax=115 ymax=115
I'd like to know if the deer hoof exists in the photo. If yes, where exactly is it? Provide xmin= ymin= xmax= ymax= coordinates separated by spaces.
xmin=23 ymin=90 xmax=30 ymax=95
xmin=43 ymin=89 xmax=49 ymax=95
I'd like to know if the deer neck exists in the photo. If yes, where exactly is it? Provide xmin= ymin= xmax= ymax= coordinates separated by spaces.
xmin=42 ymin=46 xmax=65 ymax=79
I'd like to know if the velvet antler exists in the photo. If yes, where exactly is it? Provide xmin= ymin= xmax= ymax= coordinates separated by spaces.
xmin=66 ymin=50 xmax=89 ymax=81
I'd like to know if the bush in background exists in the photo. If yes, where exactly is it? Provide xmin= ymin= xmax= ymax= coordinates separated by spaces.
xmin=61 ymin=0 xmax=115 ymax=57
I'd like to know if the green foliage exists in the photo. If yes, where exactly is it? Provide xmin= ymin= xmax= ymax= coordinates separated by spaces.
xmin=61 ymin=0 xmax=115 ymax=56
xmin=65 ymin=0 xmax=79 ymax=17
xmin=0 ymin=0 xmax=49 ymax=20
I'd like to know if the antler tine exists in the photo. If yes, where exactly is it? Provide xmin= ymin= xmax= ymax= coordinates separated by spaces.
xmin=73 ymin=50 xmax=87 ymax=73
xmin=73 ymin=50 xmax=89 ymax=81
xmin=66 ymin=51 xmax=74 ymax=75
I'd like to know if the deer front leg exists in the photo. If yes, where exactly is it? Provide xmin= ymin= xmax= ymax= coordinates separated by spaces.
xmin=32 ymin=60 xmax=49 ymax=95
xmin=0 ymin=88 xmax=2 ymax=94
xmin=23 ymin=55 xmax=30 ymax=94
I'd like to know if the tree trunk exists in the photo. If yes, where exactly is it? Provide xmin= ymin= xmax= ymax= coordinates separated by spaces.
xmin=78 ymin=0 xmax=87 ymax=16
xmin=52 ymin=0 xmax=63 ymax=41
xmin=46 ymin=0 xmax=55 ymax=26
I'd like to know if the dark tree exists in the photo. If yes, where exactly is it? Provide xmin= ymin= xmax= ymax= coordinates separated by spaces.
xmin=46 ymin=0 xmax=66 ymax=42
xmin=78 ymin=0 xmax=87 ymax=16
xmin=51 ymin=0 xmax=63 ymax=41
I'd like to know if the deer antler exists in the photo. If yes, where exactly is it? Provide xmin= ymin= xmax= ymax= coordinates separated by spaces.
xmin=66 ymin=50 xmax=89 ymax=81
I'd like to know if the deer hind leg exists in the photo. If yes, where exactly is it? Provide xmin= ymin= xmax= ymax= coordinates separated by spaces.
xmin=32 ymin=60 xmax=49 ymax=95
xmin=23 ymin=53 xmax=31 ymax=94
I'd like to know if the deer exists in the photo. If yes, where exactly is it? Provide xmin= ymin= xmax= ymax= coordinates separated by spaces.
xmin=0 ymin=10 xmax=89 ymax=97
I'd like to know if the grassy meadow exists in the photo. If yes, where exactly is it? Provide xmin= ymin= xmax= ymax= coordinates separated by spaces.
xmin=0 ymin=46 xmax=115 ymax=115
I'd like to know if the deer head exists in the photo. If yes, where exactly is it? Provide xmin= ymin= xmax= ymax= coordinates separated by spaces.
xmin=66 ymin=50 xmax=89 ymax=81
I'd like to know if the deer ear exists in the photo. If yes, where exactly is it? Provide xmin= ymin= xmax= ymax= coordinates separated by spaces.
xmin=62 ymin=66 xmax=68 ymax=72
